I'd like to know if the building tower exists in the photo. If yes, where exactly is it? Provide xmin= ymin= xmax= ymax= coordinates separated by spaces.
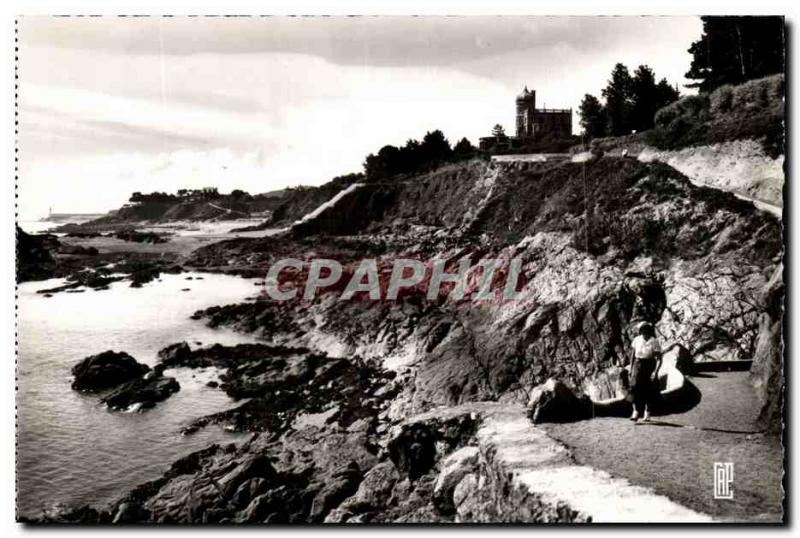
xmin=515 ymin=86 xmax=536 ymax=138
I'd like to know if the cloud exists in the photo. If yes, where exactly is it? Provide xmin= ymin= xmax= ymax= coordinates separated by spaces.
xmin=16 ymin=16 xmax=704 ymax=220
xmin=18 ymin=149 xmax=265 ymax=219
xmin=17 ymin=50 xmax=511 ymax=219
xmin=19 ymin=16 xmax=701 ymax=70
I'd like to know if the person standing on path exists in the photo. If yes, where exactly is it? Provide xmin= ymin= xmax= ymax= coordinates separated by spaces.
xmin=629 ymin=322 xmax=662 ymax=422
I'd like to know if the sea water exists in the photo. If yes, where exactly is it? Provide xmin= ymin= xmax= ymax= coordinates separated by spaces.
xmin=16 ymin=272 xmax=263 ymax=518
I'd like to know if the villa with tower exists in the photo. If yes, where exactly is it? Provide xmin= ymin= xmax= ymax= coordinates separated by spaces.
xmin=480 ymin=86 xmax=573 ymax=152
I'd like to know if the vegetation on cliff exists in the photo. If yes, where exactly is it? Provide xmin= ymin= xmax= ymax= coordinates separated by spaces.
xmin=186 ymin=157 xmax=780 ymax=411
xmin=646 ymin=74 xmax=784 ymax=157
xmin=363 ymin=130 xmax=478 ymax=182
xmin=32 ymin=146 xmax=784 ymax=523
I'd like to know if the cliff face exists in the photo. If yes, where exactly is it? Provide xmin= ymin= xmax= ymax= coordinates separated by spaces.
xmin=43 ymin=152 xmax=784 ymax=524
xmin=749 ymin=264 xmax=784 ymax=433
xmin=188 ymin=157 xmax=781 ymax=414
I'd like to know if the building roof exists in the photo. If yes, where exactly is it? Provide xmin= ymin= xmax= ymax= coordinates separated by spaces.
xmin=516 ymin=86 xmax=533 ymax=100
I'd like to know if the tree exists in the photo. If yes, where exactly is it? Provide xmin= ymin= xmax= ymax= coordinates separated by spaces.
xmin=364 ymin=144 xmax=401 ymax=180
xmin=630 ymin=65 xmax=659 ymax=133
xmin=602 ymin=63 xmax=634 ymax=136
xmin=230 ymin=189 xmax=251 ymax=200
xmin=579 ymin=94 xmax=607 ymax=137
xmin=585 ymin=64 xmax=679 ymax=137
xmin=398 ymin=139 xmax=422 ymax=173
xmin=419 ymin=130 xmax=453 ymax=163
xmin=655 ymin=78 xmax=680 ymax=108
xmin=491 ymin=124 xmax=506 ymax=138
xmin=686 ymin=16 xmax=785 ymax=92
xmin=363 ymin=130 xmax=465 ymax=180
xmin=629 ymin=66 xmax=679 ymax=132
xmin=453 ymin=137 xmax=476 ymax=159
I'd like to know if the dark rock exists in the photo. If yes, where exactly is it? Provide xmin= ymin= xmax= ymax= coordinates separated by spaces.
xmin=230 ymin=477 xmax=269 ymax=510
xmin=58 ymin=244 xmax=99 ymax=256
xmin=432 ymin=446 xmax=480 ymax=515
xmin=37 ymin=269 xmax=123 ymax=295
xmin=54 ymin=505 xmax=109 ymax=524
xmin=103 ymin=375 xmax=180 ymax=411
xmin=235 ymin=486 xmax=307 ymax=524
xmin=527 ymin=379 xmax=593 ymax=424
xmin=129 ymin=267 xmax=161 ymax=288
xmin=16 ymin=227 xmax=59 ymax=282
xmin=65 ymin=231 xmax=102 ymax=238
xmin=750 ymin=263 xmax=784 ymax=433
xmin=158 ymin=342 xmax=193 ymax=365
xmin=388 ymin=412 xmax=479 ymax=480
xmin=112 ymin=502 xmax=150 ymax=523
xmin=353 ymin=459 xmax=400 ymax=507
xmin=308 ymin=461 xmax=362 ymax=521
xmin=113 ymin=230 xmax=170 ymax=244
xmin=71 ymin=351 xmax=150 ymax=392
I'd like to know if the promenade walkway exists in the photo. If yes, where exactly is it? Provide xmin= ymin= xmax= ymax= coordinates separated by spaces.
xmin=542 ymin=372 xmax=783 ymax=522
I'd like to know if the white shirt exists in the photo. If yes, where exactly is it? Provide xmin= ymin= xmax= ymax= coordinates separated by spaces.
xmin=632 ymin=335 xmax=661 ymax=359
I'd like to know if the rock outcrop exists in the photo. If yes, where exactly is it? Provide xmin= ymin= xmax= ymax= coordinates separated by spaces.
xmin=37 ymin=148 xmax=783 ymax=522
xmin=71 ymin=351 xmax=150 ymax=392
xmin=527 ymin=379 xmax=593 ymax=424
xmin=102 ymin=375 xmax=180 ymax=411
xmin=71 ymin=350 xmax=179 ymax=410
xmin=750 ymin=264 xmax=784 ymax=433
xmin=16 ymin=227 xmax=59 ymax=282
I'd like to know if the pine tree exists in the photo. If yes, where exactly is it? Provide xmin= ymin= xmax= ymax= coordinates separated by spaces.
xmin=602 ymin=63 xmax=634 ymax=136
xmin=579 ymin=94 xmax=607 ymax=137
xmin=419 ymin=130 xmax=453 ymax=163
xmin=686 ymin=16 xmax=785 ymax=92
xmin=453 ymin=137 xmax=476 ymax=158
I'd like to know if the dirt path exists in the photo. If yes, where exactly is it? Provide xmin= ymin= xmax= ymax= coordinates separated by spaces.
xmin=542 ymin=372 xmax=783 ymax=522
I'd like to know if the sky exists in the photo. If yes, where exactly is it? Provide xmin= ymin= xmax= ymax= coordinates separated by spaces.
xmin=17 ymin=16 xmax=703 ymax=220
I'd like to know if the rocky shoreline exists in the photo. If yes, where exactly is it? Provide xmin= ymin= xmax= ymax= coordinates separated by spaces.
xmin=18 ymin=154 xmax=784 ymax=523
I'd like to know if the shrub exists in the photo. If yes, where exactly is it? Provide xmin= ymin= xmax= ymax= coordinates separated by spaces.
xmin=767 ymin=74 xmax=785 ymax=101
xmin=653 ymin=94 xmax=709 ymax=129
xmin=650 ymin=74 xmax=784 ymax=152
xmin=654 ymin=101 xmax=681 ymax=128
xmin=646 ymin=112 xmax=710 ymax=150
xmin=677 ymin=94 xmax=711 ymax=119
xmin=709 ymin=84 xmax=734 ymax=115
xmin=731 ymin=77 xmax=770 ymax=109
